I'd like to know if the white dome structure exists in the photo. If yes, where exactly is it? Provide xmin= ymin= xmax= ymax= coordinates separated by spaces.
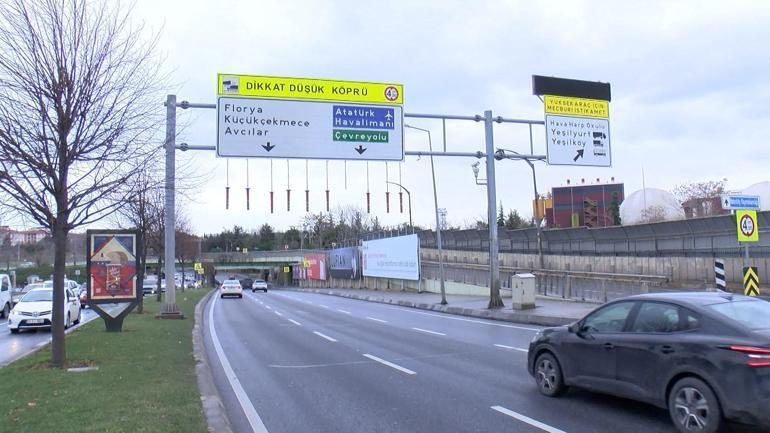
xmin=739 ymin=182 xmax=770 ymax=211
xmin=620 ymin=188 xmax=685 ymax=225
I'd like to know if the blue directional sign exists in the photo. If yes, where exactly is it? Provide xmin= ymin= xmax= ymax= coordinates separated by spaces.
xmin=333 ymin=105 xmax=395 ymax=130
xmin=721 ymin=194 xmax=761 ymax=210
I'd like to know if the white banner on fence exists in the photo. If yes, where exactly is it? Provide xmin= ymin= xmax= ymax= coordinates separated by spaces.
xmin=362 ymin=234 xmax=420 ymax=281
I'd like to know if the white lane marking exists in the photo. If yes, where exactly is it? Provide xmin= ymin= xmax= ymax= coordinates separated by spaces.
xmin=366 ymin=317 xmax=388 ymax=323
xmin=363 ymin=354 xmax=416 ymax=375
xmin=208 ymin=295 xmax=270 ymax=433
xmin=313 ymin=331 xmax=337 ymax=342
xmin=491 ymin=406 xmax=566 ymax=433
xmin=274 ymin=311 xmax=283 ymax=316
xmin=265 ymin=305 xmax=272 ymax=310
xmin=337 ymin=309 xmax=351 ymax=314
xmin=390 ymin=308 xmax=540 ymax=331
xmin=319 ymin=304 xmax=330 ymax=309
xmin=412 ymin=327 xmax=446 ymax=336
xmin=288 ymin=319 xmax=302 ymax=326
xmin=494 ymin=344 xmax=528 ymax=352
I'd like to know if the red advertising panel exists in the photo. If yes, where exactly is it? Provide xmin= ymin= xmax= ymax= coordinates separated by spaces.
xmin=88 ymin=231 xmax=138 ymax=302
xmin=304 ymin=254 xmax=327 ymax=281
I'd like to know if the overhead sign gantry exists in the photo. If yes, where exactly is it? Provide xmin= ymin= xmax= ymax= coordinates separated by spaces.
xmin=216 ymin=74 xmax=404 ymax=161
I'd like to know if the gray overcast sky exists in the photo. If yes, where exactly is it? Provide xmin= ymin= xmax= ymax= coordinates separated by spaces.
xmin=132 ymin=0 xmax=770 ymax=235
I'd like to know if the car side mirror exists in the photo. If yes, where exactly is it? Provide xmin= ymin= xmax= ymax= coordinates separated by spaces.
xmin=568 ymin=322 xmax=580 ymax=333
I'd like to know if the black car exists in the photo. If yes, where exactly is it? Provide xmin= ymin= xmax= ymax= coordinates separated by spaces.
xmin=528 ymin=292 xmax=770 ymax=433
xmin=239 ymin=278 xmax=253 ymax=292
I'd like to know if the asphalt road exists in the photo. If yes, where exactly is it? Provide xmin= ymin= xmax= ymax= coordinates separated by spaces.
xmin=202 ymin=289 xmax=713 ymax=433
xmin=0 ymin=307 xmax=99 ymax=367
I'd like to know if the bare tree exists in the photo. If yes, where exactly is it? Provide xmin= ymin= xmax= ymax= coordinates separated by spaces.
xmin=639 ymin=205 xmax=667 ymax=224
xmin=0 ymin=0 xmax=164 ymax=367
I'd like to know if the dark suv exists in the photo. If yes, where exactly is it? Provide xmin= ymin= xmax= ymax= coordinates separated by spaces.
xmin=528 ymin=292 xmax=770 ymax=432
xmin=239 ymin=278 xmax=253 ymax=292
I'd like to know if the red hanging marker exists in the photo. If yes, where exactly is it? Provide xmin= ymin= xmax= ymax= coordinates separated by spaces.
xmin=269 ymin=191 xmax=274 ymax=213
xmin=225 ymin=186 xmax=230 ymax=210
xmin=305 ymin=190 xmax=310 ymax=212
xmin=386 ymin=191 xmax=390 ymax=213
xmin=366 ymin=192 xmax=371 ymax=213
xmin=325 ymin=190 xmax=330 ymax=212
xmin=286 ymin=189 xmax=291 ymax=212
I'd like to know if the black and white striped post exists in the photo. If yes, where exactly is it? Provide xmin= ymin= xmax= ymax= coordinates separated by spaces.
xmin=714 ymin=259 xmax=726 ymax=291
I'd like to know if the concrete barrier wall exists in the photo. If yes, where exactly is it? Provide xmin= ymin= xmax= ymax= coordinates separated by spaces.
xmin=420 ymin=248 xmax=770 ymax=290
xmin=294 ymin=276 xmax=511 ymax=298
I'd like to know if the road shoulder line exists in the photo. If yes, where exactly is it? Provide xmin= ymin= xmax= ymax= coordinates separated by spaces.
xmin=192 ymin=289 xmax=234 ymax=433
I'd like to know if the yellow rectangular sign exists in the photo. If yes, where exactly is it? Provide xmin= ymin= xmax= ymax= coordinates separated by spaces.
xmin=218 ymin=74 xmax=403 ymax=105
xmin=283 ymin=266 xmax=290 ymax=273
xmin=737 ymin=210 xmax=759 ymax=242
xmin=544 ymin=95 xmax=609 ymax=118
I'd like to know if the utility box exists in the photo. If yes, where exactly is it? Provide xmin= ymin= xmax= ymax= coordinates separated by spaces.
xmin=511 ymin=273 xmax=536 ymax=310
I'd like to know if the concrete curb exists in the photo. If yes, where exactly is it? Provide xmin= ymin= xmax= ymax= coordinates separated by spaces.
xmin=193 ymin=289 xmax=234 ymax=433
xmin=284 ymin=288 xmax=578 ymax=327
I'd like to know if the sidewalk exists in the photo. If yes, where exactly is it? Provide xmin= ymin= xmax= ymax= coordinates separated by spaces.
xmin=285 ymin=287 xmax=600 ymax=327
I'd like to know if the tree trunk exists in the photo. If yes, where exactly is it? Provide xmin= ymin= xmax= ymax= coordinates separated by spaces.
xmin=137 ymin=246 xmax=145 ymax=314
xmin=156 ymin=256 xmax=162 ymax=302
xmin=51 ymin=221 xmax=68 ymax=368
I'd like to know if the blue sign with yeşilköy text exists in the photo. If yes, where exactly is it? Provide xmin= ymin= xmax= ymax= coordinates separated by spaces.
xmin=333 ymin=105 xmax=395 ymax=130
xmin=721 ymin=194 xmax=761 ymax=210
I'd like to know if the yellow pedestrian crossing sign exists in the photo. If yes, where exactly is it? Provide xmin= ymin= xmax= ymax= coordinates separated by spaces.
xmin=736 ymin=210 xmax=758 ymax=242
xmin=744 ymin=267 xmax=760 ymax=297
xmin=283 ymin=266 xmax=290 ymax=273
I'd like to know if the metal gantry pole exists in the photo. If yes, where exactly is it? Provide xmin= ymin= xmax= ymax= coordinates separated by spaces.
xmin=484 ymin=111 xmax=503 ymax=308
xmin=162 ymin=95 xmax=180 ymax=316
xmin=427 ymin=131 xmax=448 ymax=305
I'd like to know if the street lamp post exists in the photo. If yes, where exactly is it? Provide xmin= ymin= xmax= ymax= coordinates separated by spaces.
xmin=405 ymin=124 xmax=447 ymax=305
xmin=496 ymin=148 xmax=544 ymax=269
xmin=386 ymin=181 xmax=412 ymax=228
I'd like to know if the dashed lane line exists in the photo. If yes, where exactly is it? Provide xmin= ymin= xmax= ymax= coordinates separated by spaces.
xmin=491 ymin=405 xmax=566 ymax=433
xmin=363 ymin=354 xmax=416 ymax=375
xmin=412 ymin=327 xmax=446 ymax=336
xmin=366 ymin=317 xmax=388 ymax=323
xmin=494 ymin=344 xmax=529 ymax=352
xmin=288 ymin=319 xmax=302 ymax=326
xmin=313 ymin=331 xmax=337 ymax=342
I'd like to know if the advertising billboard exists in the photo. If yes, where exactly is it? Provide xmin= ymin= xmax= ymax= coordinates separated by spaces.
xmin=329 ymin=247 xmax=360 ymax=279
xmin=87 ymin=230 xmax=139 ymax=303
xmin=304 ymin=253 xmax=327 ymax=281
xmin=362 ymin=234 xmax=419 ymax=281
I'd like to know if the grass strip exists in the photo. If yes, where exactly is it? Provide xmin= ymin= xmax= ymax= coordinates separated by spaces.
xmin=0 ymin=289 xmax=210 ymax=433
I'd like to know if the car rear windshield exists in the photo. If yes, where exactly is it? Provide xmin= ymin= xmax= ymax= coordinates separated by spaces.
xmin=706 ymin=300 xmax=770 ymax=330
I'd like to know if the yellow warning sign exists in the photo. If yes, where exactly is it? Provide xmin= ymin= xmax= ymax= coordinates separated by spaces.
xmin=744 ymin=266 xmax=760 ymax=296
xmin=283 ymin=266 xmax=290 ymax=273
xmin=217 ymin=74 xmax=403 ymax=105
xmin=193 ymin=262 xmax=203 ymax=271
xmin=544 ymin=95 xmax=609 ymax=118
xmin=737 ymin=210 xmax=759 ymax=242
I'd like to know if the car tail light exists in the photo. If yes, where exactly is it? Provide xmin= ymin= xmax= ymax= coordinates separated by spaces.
xmin=728 ymin=345 xmax=770 ymax=367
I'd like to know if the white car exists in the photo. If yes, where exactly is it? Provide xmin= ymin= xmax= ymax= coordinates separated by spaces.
xmin=220 ymin=279 xmax=243 ymax=298
xmin=8 ymin=287 xmax=81 ymax=334
xmin=251 ymin=279 xmax=268 ymax=292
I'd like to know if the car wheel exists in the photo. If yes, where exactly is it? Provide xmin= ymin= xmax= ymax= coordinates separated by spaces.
xmin=1 ymin=302 xmax=9 ymax=318
xmin=239 ymin=294 xmax=243 ymax=298
xmin=74 ymin=311 xmax=81 ymax=325
xmin=252 ymin=289 xmax=256 ymax=292
xmin=65 ymin=313 xmax=71 ymax=329
xmin=534 ymin=352 xmax=567 ymax=397
xmin=220 ymin=294 xmax=224 ymax=299
xmin=10 ymin=328 xmax=19 ymax=334
xmin=668 ymin=377 xmax=724 ymax=433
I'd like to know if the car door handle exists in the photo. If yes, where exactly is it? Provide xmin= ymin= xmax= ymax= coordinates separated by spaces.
xmin=661 ymin=345 xmax=675 ymax=354
xmin=603 ymin=342 xmax=615 ymax=350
